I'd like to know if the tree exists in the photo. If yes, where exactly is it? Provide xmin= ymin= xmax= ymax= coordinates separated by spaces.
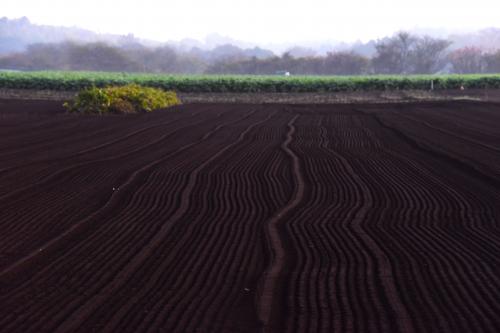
xmin=449 ymin=47 xmax=484 ymax=74
xmin=323 ymin=51 xmax=370 ymax=75
xmin=372 ymin=32 xmax=417 ymax=74
xmin=411 ymin=37 xmax=451 ymax=74
xmin=66 ymin=42 xmax=138 ymax=71
xmin=483 ymin=51 xmax=500 ymax=73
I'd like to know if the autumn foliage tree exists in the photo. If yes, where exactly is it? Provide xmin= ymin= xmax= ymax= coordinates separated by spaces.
xmin=449 ymin=47 xmax=484 ymax=74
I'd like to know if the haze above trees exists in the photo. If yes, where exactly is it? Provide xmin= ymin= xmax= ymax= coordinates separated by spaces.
xmin=2 ymin=17 xmax=500 ymax=75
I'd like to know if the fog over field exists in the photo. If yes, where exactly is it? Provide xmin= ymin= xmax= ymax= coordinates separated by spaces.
xmin=2 ymin=0 xmax=499 ymax=49
xmin=2 ymin=0 xmax=500 ymax=74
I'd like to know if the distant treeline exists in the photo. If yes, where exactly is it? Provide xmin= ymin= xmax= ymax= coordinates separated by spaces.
xmin=1 ymin=32 xmax=500 ymax=75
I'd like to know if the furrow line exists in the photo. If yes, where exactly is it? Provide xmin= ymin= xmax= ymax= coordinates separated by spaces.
xmin=48 ymin=108 xmax=268 ymax=332
xmin=257 ymin=114 xmax=303 ymax=332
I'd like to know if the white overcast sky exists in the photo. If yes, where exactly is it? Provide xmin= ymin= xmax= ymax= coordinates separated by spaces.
xmin=3 ymin=0 xmax=499 ymax=43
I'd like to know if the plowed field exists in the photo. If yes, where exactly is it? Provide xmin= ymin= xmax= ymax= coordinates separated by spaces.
xmin=1 ymin=99 xmax=499 ymax=333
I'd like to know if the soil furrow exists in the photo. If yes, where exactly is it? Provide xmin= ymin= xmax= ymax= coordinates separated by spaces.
xmin=1 ymin=101 xmax=500 ymax=333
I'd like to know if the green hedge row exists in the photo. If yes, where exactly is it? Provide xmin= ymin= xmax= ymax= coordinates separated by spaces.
xmin=2 ymin=71 xmax=500 ymax=92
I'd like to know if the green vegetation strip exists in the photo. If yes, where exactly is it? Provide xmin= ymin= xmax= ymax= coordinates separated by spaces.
xmin=2 ymin=71 xmax=500 ymax=92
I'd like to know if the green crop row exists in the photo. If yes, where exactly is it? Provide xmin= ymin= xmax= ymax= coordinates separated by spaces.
xmin=2 ymin=71 xmax=500 ymax=92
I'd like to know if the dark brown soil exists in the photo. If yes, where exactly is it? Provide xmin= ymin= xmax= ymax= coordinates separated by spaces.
xmin=0 ymin=99 xmax=499 ymax=332
xmin=3 ymin=88 xmax=500 ymax=104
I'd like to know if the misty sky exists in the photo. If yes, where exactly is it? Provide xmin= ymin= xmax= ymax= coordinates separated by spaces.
xmin=3 ymin=0 xmax=499 ymax=43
